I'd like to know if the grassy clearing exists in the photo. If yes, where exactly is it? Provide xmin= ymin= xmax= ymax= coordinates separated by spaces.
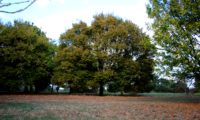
xmin=194 ymin=92 xmax=200 ymax=96
xmin=0 ymin=95 xmax=199 ymax=120
xmin=138 ymin=92 xmax=187 ymax=97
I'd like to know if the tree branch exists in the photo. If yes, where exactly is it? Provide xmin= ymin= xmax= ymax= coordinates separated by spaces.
xmin=0 ymin=1 xmax=30 ymax=8
xmin=0 ymin=0 xmax=37 ymax=14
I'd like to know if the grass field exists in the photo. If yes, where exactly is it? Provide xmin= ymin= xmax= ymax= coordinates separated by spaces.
xmin=0 ymin=95 xmax=200 ymax=120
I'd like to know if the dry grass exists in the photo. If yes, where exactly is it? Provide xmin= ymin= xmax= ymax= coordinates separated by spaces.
xmin=0 ymin=95 xmax=200 ymax=120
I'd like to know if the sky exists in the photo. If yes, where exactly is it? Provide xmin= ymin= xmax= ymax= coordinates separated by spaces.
xmin=0 ymin=0 xmax=151 ymax=40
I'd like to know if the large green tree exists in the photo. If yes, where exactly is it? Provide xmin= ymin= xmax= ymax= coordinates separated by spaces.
xmin=53 ymin=14 xmax=155 ymax=95
xmin=52 ymin=21 xmax=96 ymax=93
xmin=91 ymin=14 xmax=155 ymax=94
xmin=0 ymin=20 xmax=55 ymax=92
xmin=147 ymin=0 xmax=200 ymax=89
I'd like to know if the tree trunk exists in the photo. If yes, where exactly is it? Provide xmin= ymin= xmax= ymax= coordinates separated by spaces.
xmin=120 ymin=91 xmax=124 ymax=96
xmin=51 ymin=85 xmax=53 ymax=94
xmin=194 ymin=72 xmax=200 ymax=90
xmin=30 ymin=85 xmax=33 ymax=93
xmin=24 ymin=86 xmax=28 ymax=93
xmin=99 ymin=82 xmax=104 ymax=96
xmin=56 ymin=86 xmax=59 ymax=93
xmin=35 ymin=85 xmax=39 ymax=93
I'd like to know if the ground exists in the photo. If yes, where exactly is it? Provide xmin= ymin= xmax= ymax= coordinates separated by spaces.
xmin=0 ymin=95 xmax=200 ymax=120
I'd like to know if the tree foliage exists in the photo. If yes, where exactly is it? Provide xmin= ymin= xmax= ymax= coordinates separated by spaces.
xmin=52 ymin=21 xmax=96 ymax=93
xmin=147 ymin=0 xmax=200 ymax=88
xmin=0 ymin=20 xmax=55 ymax=92
xmin=53 ymin=14 xmax=155 ymax=95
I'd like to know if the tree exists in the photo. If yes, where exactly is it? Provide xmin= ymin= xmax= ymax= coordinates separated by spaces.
xmin=153 ymin=78 xmax=176 ymax=92
xmin=91 ymin=14 xmax=155 ymax=95
xmin=0 ymin=0 xmax=36 ymax=14
xmin=147 ymin=0 xmax=200 ymax=89
xmin=53 ymin=14 xmax=155 ymax=96
xmin=0 ymin=20 xmax=55 ymax=92
xmin=52 ymin=21 xmax=96 ymax=93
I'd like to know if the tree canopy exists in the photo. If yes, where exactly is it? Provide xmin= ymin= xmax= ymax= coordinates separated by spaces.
xmin=147 ymin=0 xmax=200 ymax=89
xmin=53 ymin=14 xmax=155 ymax=95
xmin=0 ymin=20 xmax=55 ymax=92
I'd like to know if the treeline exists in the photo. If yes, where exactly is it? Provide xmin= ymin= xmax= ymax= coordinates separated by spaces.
xmin=0 ymin=14 xmax=156 ymax=95
xmin=153 ymin=78 xmax=189 ymax=93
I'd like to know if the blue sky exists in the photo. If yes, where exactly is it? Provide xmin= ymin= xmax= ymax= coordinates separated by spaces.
xmin=0 ymin=0 xmax=151 ymax=40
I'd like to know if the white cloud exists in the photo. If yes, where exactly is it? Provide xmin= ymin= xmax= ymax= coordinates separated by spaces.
xmin=34 ymin=13 xmax=66 ymax=40
xmin=55 ymin=0 xmax=65 ymax=4
xmin=35 ymin=0 xmax=65 ymax=7
xmin=35 ymin=0 xmax=50 ymax=8
xmin=0 ymin=13 xmax=5 ymax=19
xmin=34 ymin=10 xmax=91 ymax=40
xmin=34 ymin=0 xmax=151 ymax=40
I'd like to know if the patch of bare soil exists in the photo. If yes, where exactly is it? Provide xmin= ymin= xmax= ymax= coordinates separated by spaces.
xmin=0 ymin=95 xmax=199 ymax=120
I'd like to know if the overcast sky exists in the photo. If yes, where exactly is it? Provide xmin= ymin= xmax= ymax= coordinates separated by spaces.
xmin=0 ymin=0 xmax=151 ymax=40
